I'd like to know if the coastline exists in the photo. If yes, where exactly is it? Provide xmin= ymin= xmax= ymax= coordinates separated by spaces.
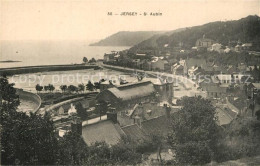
xmin=0 ymin=64 xmax=100 ymax=76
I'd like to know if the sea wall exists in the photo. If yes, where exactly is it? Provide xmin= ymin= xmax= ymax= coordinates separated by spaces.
xmin=0 ymin=64 xmax=100 ymax=76
xmin=16 ymin=89 xmax=42 ymax=113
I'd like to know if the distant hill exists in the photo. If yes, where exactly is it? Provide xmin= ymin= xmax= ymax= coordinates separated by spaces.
xmin=89 ymin=31 xmax=165 ymax=46
xmin=129 ymin=15 xmax=260 ymax=52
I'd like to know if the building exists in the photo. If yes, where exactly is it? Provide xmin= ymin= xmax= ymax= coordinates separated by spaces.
xmin=195 ymin=35 xmax=214 ymax=49
xmin=96 ymin=81 xmax=156 ymax=108
xmin=104 ymin=53 xmax=115 ymax=62
xmin=204 ymin=85 xmax=227 ymax=98
xmin=103 ymin=51 xmax=120 ymax=63
xmin=172 ymin=63 xmax=184 ymax=75
xmin=82 ymin=118 xmax=124 ymax=145
xmin=214 ymin=74 xmax=247 ymax=85
xmin=183 ymin=58 xmax=207 ymax=76
xmin=121 ymin=105 xmax=172 ymax=142
xmin=247 ymin=83 xmax=260 ymax=98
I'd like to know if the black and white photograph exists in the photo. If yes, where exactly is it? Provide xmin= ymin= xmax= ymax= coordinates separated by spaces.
xmin=0 ymin=0 xmax=260 ymax=165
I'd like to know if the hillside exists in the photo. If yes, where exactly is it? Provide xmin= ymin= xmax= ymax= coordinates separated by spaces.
xmin=89 ymin=31 xmax=164 ymax=46
xmin=129 ymin=15 xmax=260 ymax=52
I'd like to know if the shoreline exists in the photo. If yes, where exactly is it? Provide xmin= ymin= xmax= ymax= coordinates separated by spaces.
xmin=0 ymin=64 xmax=100 ymax=76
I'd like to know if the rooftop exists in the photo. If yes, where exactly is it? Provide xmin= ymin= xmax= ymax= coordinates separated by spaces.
xmin=104 ymin=81 xmax=155 ymax=101
xmin=82 ymin=120 xmax=124 ymax=145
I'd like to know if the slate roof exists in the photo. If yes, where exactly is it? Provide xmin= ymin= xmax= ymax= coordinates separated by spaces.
xmin=121 ymin=115 xmax=171 ymax=142
xmin=82 ymin=120 xmax=124 ymax=145
xmin=121 ymin=124 xmax=146 ymax=141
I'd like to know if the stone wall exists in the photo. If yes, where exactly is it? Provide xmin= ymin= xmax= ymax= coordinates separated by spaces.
xmin=16 ymin=89 xmax=42 ymax=113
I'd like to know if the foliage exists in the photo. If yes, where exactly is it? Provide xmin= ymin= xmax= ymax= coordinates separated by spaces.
xmin=57 ymin=132 xmax=88 ymax=165
xmin=83 ymin=57 xmax=88 ymax=63
xmin=68 ymin=85 xmax=78 ymax=92
xmin=94 ymin=82 xmax=100 ymax=89
xmin=75 ymin=102 xmax=88 ymax=120
xmin=60 ymin=85 xmax=67 ymax=93
xmin=86 ymin=81 xmax=94 ymax=91
xmin=0 ymin=75 xmax=20 ymax=108
xmin=78 ymin=83 xmax=85 ymax=92
xmin=43 ymin=84 xmax=55 ymax=92
xmin=130 ymin=15 xmax=260 ymax=52
xmin=169 ymin=96 xmax=220 ymax=165
xmin=89 ymin=58 xmax=96 ymax=63
xmin=35 ymin=84 xmax=43 ymax=93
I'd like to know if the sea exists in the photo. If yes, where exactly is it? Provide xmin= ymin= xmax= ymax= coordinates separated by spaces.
xmin=0 ymin=40 xmax=132 ymax=91
xmin=0 ymin=40 xmax=129 ymax=68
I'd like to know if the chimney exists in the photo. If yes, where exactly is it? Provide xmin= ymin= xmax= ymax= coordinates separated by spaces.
xmin=107 ymin=107 xmax=117 ymax=123
xmin=71 ymin=116 xmax=82 ymax=135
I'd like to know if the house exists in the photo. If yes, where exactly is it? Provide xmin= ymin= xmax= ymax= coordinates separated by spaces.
xmin=121 ymin=108 xmax=172 ymax=142
xmin=82 ymin=113 xmax=125 ymax=145
xmin=183 ymin=58 xmax=207 ymax=76
xmin=172 ymin=63 xmax=184 ymax=75
xmin=104 ymin=53 xmax=115 ymax=62
xmin=195 ymin=35 xmax=214 ymax=49
xmin=204 ymin=85 xmax=227 ymax=98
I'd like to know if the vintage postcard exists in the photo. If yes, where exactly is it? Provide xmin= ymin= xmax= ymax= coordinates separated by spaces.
xmin=0 ymin=0 xmax=260 ymax=165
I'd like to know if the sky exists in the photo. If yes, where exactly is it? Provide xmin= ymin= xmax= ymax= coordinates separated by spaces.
xmin=0 ymin=0 xmax=259 ymax=41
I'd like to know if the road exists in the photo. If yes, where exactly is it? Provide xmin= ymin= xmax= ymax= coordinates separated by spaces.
xmin=101 ymin=64 xmax=236 ymax=125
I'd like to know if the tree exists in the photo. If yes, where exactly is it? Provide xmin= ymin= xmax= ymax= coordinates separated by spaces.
xmin=44 ymin=85 xmax=49 ymax=92
xmin=1 ymin=77 xmax=59 ymax=165
xmin=168 ymin=96 xmax=220 ymax=165
xmin=78 ymin=84 xmax=85 ymax=93
xmin=48 ymin=84 xmax=55 ymax=92
xmin=75 ymin=102 xmax=88 ymax=120
xmin=68 ymin=85 xmax=78 ymax=93
xmin=35 ymin=84 xmax=43 ymax=93
xmin=57 ymin=132 xmax=88 ymax=165
xmin=83 ymin=57 xmax=88 ymax=64
xmin=0 ymin=75 xmax=20 ymax=108
xmin=86 ymin=81 xmax=94 ymax=91
xmin=60 ymin=85 xmax=67 ymax=93
xmin=94 ymin=82 xmax=100 ymax=90
xmin=89 ymin=58 xmax=96 ymax=63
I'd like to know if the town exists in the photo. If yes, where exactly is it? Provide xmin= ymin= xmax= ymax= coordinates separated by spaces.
xmin=1 ymin=4 xmax=260 ymax=165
